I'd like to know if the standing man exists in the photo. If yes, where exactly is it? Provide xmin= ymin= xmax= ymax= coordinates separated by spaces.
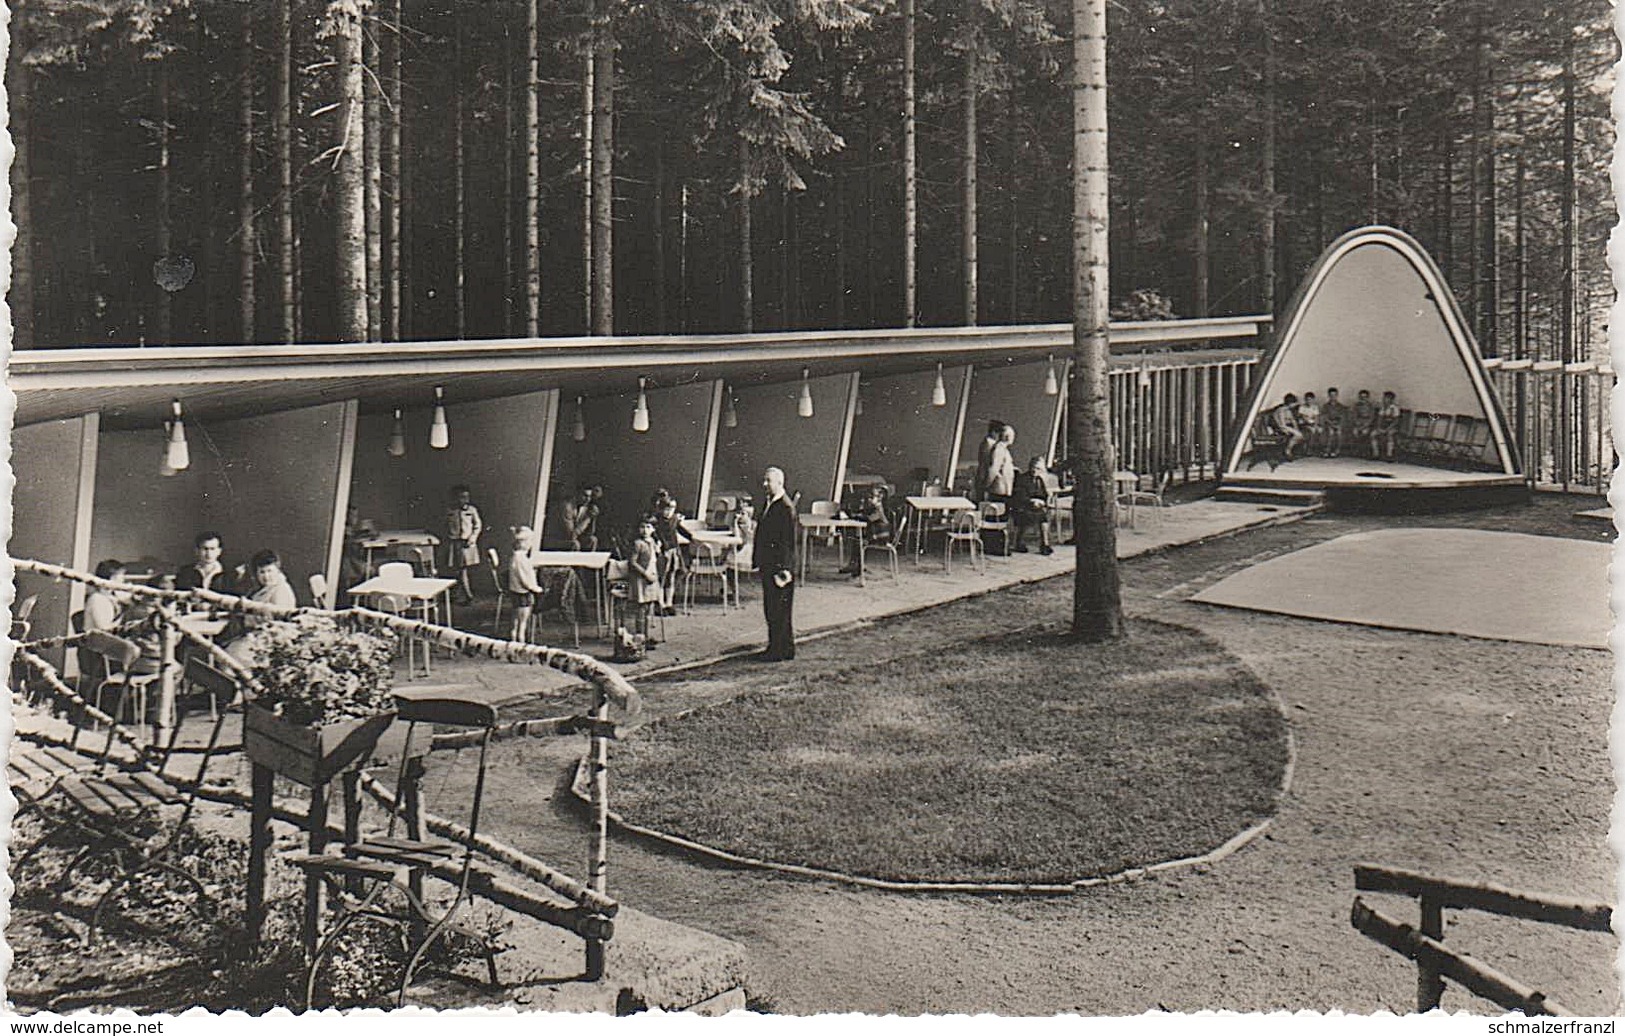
xmin=973 ymin=420 xmax=1006 ymax=502
xmin=755 ymin=466 xmax=797 ymax=661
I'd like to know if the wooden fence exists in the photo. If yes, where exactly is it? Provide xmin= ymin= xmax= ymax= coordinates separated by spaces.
xmin=1485 ymin=358 xmax=1615 ymax=494
xmin=1350 ymin=862 xmax=1613 ymax=1015
xmin=10 ymin=557 xmax=635 ymax=983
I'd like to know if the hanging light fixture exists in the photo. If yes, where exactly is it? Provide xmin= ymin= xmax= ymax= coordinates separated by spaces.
xmin=797 ymin=368 xmax=814 ymax=418
xmin=1044 ymin=355 xmax=1060 ymax=396
xmin=722 ymin=388 xmax=738 ymax=429
xmin=571 ymin=396 xmax=588 ymax=442
xmin=632 ymin=377 xmax=651 ymax=432
xmin=160 ymin=399 xmax=190 ymax=476
xmin=429 ymin=386 xmax=450 ymax=449
xmin=387 ymin=408 xmax=408 ymax=457
xmin=931 ymin=363 xmax=947 ymax=407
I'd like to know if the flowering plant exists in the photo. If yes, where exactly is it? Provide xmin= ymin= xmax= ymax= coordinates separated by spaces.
xmin=239 ymin=614 xmax=396 ymax=726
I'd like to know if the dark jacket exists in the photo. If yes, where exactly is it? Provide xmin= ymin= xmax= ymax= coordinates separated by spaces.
xmin=755 ymin=495 xmax=797 ymax=575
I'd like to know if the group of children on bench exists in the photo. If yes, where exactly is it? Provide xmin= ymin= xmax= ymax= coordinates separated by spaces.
xmin=1265 ymin=388 xmax=1401 ymax=462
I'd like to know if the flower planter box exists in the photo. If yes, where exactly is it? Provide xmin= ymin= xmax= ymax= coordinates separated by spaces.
xmin=243 ymin=705 xmax=397 ymax=788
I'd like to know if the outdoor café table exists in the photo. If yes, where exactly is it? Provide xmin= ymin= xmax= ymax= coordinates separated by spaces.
xmin=347 ymin=574 xmax=457 ymax=678
xmin=797 ymin=514 xmax=866 ymax=583
xmin=531 ymin=550 xmax=613 ymax=637
xmin=1114 ymin=471 xmax=1143 ymax=528
xmin=360 ymin=529 xmax=441 ymax=576
xmin=175 ymin=613 xmax=229 ymax=639
xmin=903 ymin=495 xmax=975 ymax=563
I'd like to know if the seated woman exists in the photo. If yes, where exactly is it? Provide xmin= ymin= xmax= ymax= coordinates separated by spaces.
xmin=838 ymin=487 xmax=892 ymax=576
xmin=222 ymin=550 xmax=298 ymax=661
xmin=1010 ymin=457 xmax=1056 ymax=555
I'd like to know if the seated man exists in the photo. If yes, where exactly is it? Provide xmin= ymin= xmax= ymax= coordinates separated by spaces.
xmin=1350 ymin=389 xmax=1377 ymax=457
xmin=1296 ymin=391 xmax=1322 ymax=456
xmin=838 ymin=487 xmax=892 ymax=576
xmin=1372 ymin=390 xmax=1402 ymax=461
xmin=1269 ymin=394 xmax=1305 ymax=461
xmin=80 ymin=559 xmax=162 ymax=683
xmin=561 ymin=484 xmax=601 ymax=551
xmin=1320 ymin=387 xmax=1348 ymax=457
xmin=1010 ymin=457 xmax=1056 ymax=555
xmin=175 ymin=531 xmax=231 ymax=595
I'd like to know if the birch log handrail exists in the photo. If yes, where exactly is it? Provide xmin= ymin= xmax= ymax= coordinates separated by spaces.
xmin=1350 ymin=897 xmax=1574 ymax=1016
xmin=11 ymin=557 xmax=641 ymax=715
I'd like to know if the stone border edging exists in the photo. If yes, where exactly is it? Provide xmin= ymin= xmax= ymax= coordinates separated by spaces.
xmin=572 ymin=657 xmax=1300 ymax=896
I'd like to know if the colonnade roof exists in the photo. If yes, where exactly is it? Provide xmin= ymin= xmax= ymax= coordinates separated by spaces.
xmin=11 ymin=317 xmax=1266 ymax=430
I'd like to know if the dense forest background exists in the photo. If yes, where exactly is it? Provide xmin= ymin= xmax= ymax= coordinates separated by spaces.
xmin=7 ymin=0 xmax=1615 ymax=360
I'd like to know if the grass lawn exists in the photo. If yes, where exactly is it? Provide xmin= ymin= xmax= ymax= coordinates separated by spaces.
xmin=612 ymin=617 xmax=1288 ymax=883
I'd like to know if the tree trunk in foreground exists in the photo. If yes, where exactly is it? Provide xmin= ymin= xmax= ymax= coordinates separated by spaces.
xmin=902 ymin=0 xmax=917 ymax=327
xmin=1070 ymin=0 xmax=1123 ymax=641
xmin=334 ymin=1 xmax=368 ymax=342
xmin=591 ymin=11 xmax=614 ymax=335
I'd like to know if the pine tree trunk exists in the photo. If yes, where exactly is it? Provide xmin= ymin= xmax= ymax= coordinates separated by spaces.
xmin=156 ymin=64 xmax=172 ymax=345
xmin=386 ymin=0 xmax=402 ymax=340
xmin=1070 ymin=0 xmax=1122 ymax=641
xmin=653 ymin=139 xmax=667 ymax=330
xmin=679 ymin=181 xmax=691 ymax=332
xmin=1193 ymin=125 xmax=1209 ymax=318
xmin=1258 ymin=0 xmax=1275 ymax=316
xmin=1480 ymin=55 xmax=1498 ymax=356
xmin=364 ymin=13 xmax=382 ymax=341
xmin=503 ymin=25 xmax=514 ymax=335
xmin=1007 ymin=119 xmax=1020 ymax=321
xmin=454 ymin=18 xmax=466 ymax=339
xmin=739 ymin=140 xmax=754 ymax=333
xmin=277 ymin=0 xmax=295 ymax=343
xmin=962 ymin=31 xmax=978 ymax=326
xmin=591 ymin=14 xmax=614 ymax=336
xmin=1560 ymin=35 xmax=1575 ymax=365
xmin=1513 ymin=103 xmax=1526 ymax=360
xmin=581 ymin=50 xmax=594 ymax=331
xmin=1440 ymin=136 xmax=1454 ymax=285
xmin=334 ymin=1 xmax=368 ymax=343
xmin=239 ymin=6 xmax=257 ymax=343
xmin=1467 ymin=30 xmax=1484 ymax=343
xmin=902 ymin=0 xmax=917 ymax=328
xmin=525 ymin=0 xmax=541 ymax=336
xmin=9 ymin=39 xmax=34 ymax=348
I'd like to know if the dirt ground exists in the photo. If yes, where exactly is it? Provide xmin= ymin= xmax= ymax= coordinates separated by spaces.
xmin=477 ymin=494 xmax=1618 ymax=1015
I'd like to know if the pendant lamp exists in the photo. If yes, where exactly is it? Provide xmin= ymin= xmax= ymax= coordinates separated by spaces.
xmin=572 ymin=396 xmax=588 ymax=442
xmin=429 ymin=386 xmax=450 ymax=449
xmin=797 ymin=369 xmax=814 ymax=418
xmin=387 ymin=408 xmax=408 ymax=457
xmin=722 ymin=389 xmax=738 ymax=429
xmin=632 ymin=378 xmax=651 ymax=432
xmin=162 ymin=400 xmax=190 ymax=475
xmin=1044 ymin=355 xmax=1060 ymax=396
xmin=931 ymin=364 xmax=947 ymax=407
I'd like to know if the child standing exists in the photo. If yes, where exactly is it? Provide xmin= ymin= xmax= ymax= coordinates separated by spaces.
xmin=505 ymin=526 xmax=544 ymax=643
xmin=629 ymin=517 xmax=663 ymax=645
xmin=445 ymin=484 xmax=484 ymax=605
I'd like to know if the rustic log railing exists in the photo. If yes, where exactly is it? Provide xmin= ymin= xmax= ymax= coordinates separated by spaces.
xmin=1351 ymin=863 xmax=1614 ymax=1015
xmin=1102 ymin=348 xmax=1263 ymax=484
xmin=10 ymin=556 xmax=638 ymax=983
xmin=1482 ymin=359 xmax=1613 ymax=494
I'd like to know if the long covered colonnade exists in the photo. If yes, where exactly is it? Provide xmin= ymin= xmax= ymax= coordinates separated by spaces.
xmin=11 ymin=317 xmax=1266 ymax=649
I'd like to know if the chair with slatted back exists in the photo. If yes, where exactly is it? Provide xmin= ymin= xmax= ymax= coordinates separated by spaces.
xmin=293 ymin=691 xmax=502 ymax=1007
xmin=1455 ymin=416 xmax=1493 ymax=465
xmin=14 ymin=657 xmax=240 ymax=944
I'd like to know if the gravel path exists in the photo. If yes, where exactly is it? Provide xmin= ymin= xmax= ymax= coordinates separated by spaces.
xmin=499 ymin=498 xmax=1616 ymax=1016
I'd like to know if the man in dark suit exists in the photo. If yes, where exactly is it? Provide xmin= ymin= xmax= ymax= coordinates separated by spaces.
xmin=175 ymin=531 xmax=231 ymax=593
xmin=754 ymin=466 xmax=797 ymax=661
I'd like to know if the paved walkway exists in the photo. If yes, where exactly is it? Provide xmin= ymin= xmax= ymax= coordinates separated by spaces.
xmin=419 ymin=498 xmax=1315 ymax=709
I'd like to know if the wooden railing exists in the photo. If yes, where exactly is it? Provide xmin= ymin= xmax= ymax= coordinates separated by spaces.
xmin=10 ymin=557 xmax=636 ymax=982
xmin=1063 ymin=347 xmax=1264 ymax=484
xmin=1484 ymin=359 xmax=1615 ymax=494
xmin=1351 ymin=863 xmax=1613 ymax=1015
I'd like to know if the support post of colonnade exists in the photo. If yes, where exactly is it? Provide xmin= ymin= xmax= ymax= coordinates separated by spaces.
xmin=321 ymin=400 xmax=361 ymax=608
xmin=943 ymin=365 xmax=974 ymax=492
xmin=66 ymin=413 xmax=101 ymax=677
xmin=831 ymin=373 xmax=862 ymax=502
xmin=531 ymin=389 xmax=562 ymax=535
xmin=1047 ymin=359 xmax=1073 ymax=467
xmin=696 ymin=381 xmax=726 ymax=518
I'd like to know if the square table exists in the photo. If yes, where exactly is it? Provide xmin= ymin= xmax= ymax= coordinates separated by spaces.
xmin=687 ymin=529 xmax=745 ymax=607
xmin=347 ymin=574 xmax=457 ymax=678
xmin=797 ymin=514 xmax=867 ymax=584
xmin=360 ymin=530 xmax=441 ymax=576
xmin=531 ymin=551 xmax=614 ymax=636
xmin=903 ymin=495 xmax=976 ymax=563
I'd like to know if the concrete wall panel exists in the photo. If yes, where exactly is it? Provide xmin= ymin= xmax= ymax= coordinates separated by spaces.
xmin=845 ymin=367 xmax=968 ymax=494
xmin=955 ymin=360 xmax=1064 ymax=474
xmin=713 ymin=374 xmax=849 ymax=511
xmin=13 ymin=417 xmax=93 ymax=645
xmin=90 ymin=426 xmax=206 ymax=573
